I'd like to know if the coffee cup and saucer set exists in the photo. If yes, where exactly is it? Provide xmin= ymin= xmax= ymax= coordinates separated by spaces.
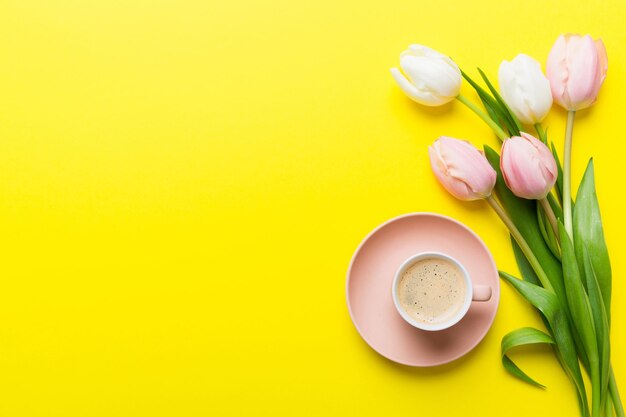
xmin=346 ymin=213 xmax=499 ymax=366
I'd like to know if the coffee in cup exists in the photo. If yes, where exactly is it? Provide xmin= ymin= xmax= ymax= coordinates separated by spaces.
xmin=397 ymin=257 xmax=466 ymax=325
xmin=392 ymin=252 xmax=492 ymax=331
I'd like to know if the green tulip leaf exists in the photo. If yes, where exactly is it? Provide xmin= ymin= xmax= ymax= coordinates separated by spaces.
xmin=559 ymin=222 xmax=597 ymax=361
xmin=582 ymin=246 xmax=610 ymax=411
xmin=502 ymin=327 xmax=554 ymax=388
xmin=476 ymin=92 xmax=500 ymax=127
xmin=500 ymin=270 xmax=589 ymax=417
xmin=559 ymin=223 xmax=601 ymax=417
xmin=499 ymin=271 xmax=558 ymax=318
xmin=461 ymin=71 xmax=512 ymax=138
xmin=573 ymin=159 xmax=611 ymax=323
xmin=477 ymin=68 xmax=522 ymax=135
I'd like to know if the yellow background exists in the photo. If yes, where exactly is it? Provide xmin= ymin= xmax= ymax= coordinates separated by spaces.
xmin=0 ymin=0 xmax=624 ymax=415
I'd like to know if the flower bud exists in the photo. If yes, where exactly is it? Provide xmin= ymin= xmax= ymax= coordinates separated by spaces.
xmin=498 ymin=54 xmax=553 ymax=124
xmin=500 ymin=132 xmax=557 ymax=200
xmin=428 ymin=137 xmax=496 ymax=201
xmin=546 ymin=34 xmax=608 ymax=111
xmin=391 ymin=45 xmax=462 ymax=106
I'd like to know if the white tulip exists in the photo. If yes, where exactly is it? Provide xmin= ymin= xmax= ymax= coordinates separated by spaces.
xmin=390 ymin=44 xmax=462 ymax=106
xmin=498 ymin=54 xmax=553 ymax=125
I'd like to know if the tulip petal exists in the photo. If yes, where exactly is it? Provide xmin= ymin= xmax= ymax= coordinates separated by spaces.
xmin=566 ymin=35 xmax=599 ymax=110
xmin=437 ymin=137 xmax=496 ymax=198
xmin=547 ymin=35 xmax=571 ymax=108
xmin=502 ymin=139 xmax=541 ymax=199
xmin=595 ymin=40 xmax=608 ymax=75
xmin=429 ymin=145 xmax=470 ymax=200
xmin=547 ymin=34 xmax=607 ymax=110
xmin=501 ymin=134 xmax=557 ymax=200
xmin=594 ymin=39 xmax=608 ymax=96
xmin=498 ymin=54 xmax=552 ymax=125
xmin=428 ymin=137 xmax=496 ymax=201
xmin=400 ymin=55 xmax=460 ymax=99
xmin=390 ymin=68 xmax=437 ymax=105
xmin=391 ymin=44 xmax=461 ymax=107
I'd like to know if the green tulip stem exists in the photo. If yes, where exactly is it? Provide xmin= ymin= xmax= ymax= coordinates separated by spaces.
xmin=457 ymin=94 xmax=508 ymax=141
xmin=563 ymin=110 xmax=576 ymax=238
xmin=486 ymin=195 xmax=554 ymax=292
xmin=610 ymin=366 xmax=625 ymax=417
xmin=539 ymin=197 xmax=559 ymax=242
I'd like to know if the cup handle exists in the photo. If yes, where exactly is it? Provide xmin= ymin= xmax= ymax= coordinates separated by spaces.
xmin=472 ymin=285 xmax=492 ymax=302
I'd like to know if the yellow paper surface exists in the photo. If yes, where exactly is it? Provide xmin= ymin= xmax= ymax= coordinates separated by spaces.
xmin=0 ymin=0 xmax=625 ymax=415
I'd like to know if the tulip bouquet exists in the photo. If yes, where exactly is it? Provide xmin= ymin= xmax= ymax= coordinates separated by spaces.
xmin=391 ymin=35 xmax=621 ymax=417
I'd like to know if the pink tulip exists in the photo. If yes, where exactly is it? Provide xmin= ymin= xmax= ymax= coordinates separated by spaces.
xmin=500 ymin=132 xmax=557 ymax=200
xmin=428 ymin=137 xmax=497 ymax=201
xmin=546 ymin=34 xmax=608 ymax=111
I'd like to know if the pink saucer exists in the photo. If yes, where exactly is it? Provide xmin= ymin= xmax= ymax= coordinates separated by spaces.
xmin=346 ymin=213 xmax=500 ymax=367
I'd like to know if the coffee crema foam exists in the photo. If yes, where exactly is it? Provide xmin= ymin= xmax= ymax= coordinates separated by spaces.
xmin=397 ymin=258 xmax=466 ymax=325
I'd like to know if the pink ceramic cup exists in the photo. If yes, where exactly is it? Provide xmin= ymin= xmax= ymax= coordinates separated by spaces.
xmin=391 ymin=252 xmax=492 ymax=331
